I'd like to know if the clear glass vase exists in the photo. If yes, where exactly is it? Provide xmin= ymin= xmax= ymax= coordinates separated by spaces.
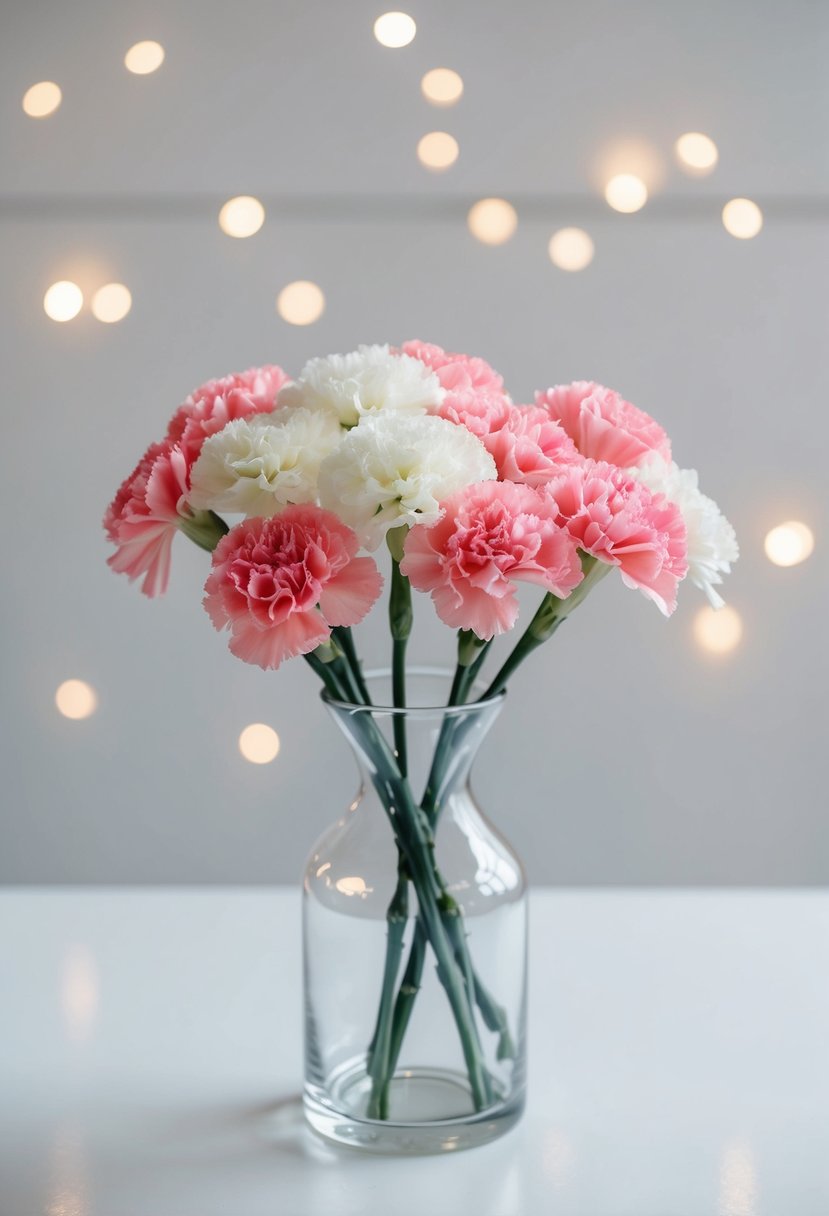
xmin=302 ymin=669 xmax=527 ymax=1154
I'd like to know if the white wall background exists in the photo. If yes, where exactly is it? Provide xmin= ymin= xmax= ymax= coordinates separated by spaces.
xmin=2 ymin=0 xmax=827 ymax=885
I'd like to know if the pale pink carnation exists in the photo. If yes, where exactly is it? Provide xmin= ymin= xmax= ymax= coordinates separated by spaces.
xmin=104 ymin=442 xmax=190 ymax=598
xmin=546 ymin=461 xmax=688 ymax=616
xmin=401 ymin=481 xmax=583 ymax=640
xmin=167 ymin=365 xmax=290 ymax=465
xmin=401 ymin=340 xmax=511 ymax=438
xmin=203 ymin=506 xmax=383 ymax=670
xmin=483 ymin=404 xmax=581 ymax=486
xmin=536 ymin=381 xmax=671 ymax=469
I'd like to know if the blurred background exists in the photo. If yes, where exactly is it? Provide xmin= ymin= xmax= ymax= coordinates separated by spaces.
xmin=2 ymin=0 xmax=826 ymax=885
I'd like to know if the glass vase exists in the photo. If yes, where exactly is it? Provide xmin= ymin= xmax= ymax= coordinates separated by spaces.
xmin=302 ymin=669 xmax=527 ymax=1154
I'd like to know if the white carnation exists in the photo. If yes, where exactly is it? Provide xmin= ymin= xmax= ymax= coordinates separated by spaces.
xmin=277 ymin=343 xmax=444 ymax=428
xmin=633 ymin=456 xmax=739 ymax=609
xmin=188 ymin=407 xmax=341 ymax=517
xmin=317 ymin=414 xmax=497 ymax=549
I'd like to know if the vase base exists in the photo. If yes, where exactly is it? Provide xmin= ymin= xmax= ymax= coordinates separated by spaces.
xmin=304 ymin=1061 xmax=525 ymax=1155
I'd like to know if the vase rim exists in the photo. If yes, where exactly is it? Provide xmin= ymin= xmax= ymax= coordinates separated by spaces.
xmin=320 ymin=665 xmax=506 ymax=717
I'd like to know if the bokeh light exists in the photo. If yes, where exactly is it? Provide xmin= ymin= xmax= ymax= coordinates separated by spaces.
xmin=43 ymin=281 xmax=83 ymax=322
xmin=373 ymin=12 xmax=416 ymax=48
xmin=675 ymin=132 xmax=719 ymax=174
xmin=22 ymin=81 xmax=62 ymax=118
xmin=91 ymin=283 xmax=132 ymax=323
xmin=467 ymin=198 xmax=518 ymax=245
xmin=218 ymin=195 xmax=265 ymax=238
xmin=548 ymin=227 xmax=595 ymax=271
xmin=722 ymin=198 xmax=763 ymax=239
xmin=238 ymin=723 xmax=281 ymax=764
xmin=604 ymin=174 xmax=648 ymax=213
xmin=421 ymin=68 xmax=464 ymax=106
xmin=693 ymin=605 xmax=743 ymax=655
xmin=417 ymin=131 xmax=459 ymax=171
xmin=276 ymin=280 xmax=326 ymax=325
xmin=55 ymin=679 xmax=98 ymax=720
xmin=124 ymin=41 xmax=165 ymax=74
xmin=764 ymin=521 xmax=814 ymax=567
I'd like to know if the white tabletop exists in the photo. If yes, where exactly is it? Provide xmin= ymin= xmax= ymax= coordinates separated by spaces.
xmin=1 ymin=889 xmax=827 ymax=1216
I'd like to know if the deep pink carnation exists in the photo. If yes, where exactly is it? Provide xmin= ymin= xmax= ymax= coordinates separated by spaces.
xmin=483 ymin=404 xmax=581 ymax=486
xmin=536 ymin=381 xmax=671 ymax=469
xmin=546 ymin=461 xmax=687 ymax=616
xmin=401 ymin=481 xmax=583 ymax=640
xmin=203 ymin=506 xmax=383 ymax=670
xmin=104 ymin=441 xmax=190 ymax=597
xmin=167 ymin=364 xmax=290 ymax=465
xmin=401 ymin=340 xmax=512 ymax=438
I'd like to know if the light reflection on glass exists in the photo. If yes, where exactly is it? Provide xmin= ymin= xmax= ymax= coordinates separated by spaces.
xmin=719 ymin=1137 xmax=758 ymax=1216
xmin=459 ymin=807 xmax=518 ymax=896
xmin=61 ymin=944 xmax=99 ymax=1042
xmin=335 ymin=875 xmax=372 ymax=897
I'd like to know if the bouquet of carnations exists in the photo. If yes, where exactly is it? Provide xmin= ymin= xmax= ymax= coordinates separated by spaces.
xmin=104 ymin=342 xmax=738 ymax=1128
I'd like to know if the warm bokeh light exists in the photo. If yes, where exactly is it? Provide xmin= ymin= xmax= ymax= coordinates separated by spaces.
xmin=43 ymin=281 xmax=83 ymax=322
xmin=276 ymin=280 xmax=326 ymax=325
xmin=548 ymin=227 xmax=595 ymax=271
xmin=722 ymin=197 xmax=763 ymax=239
xmin=592 ymin=138 xmax=665 ymax=199
xmin=373 ymin=11 xmax=416 ymax=47
xmin=91 ymin=283 xmax=132 ymax=323
xmin=417 ymin=131 xmax=459 ymax=171
xmin=467 ymin=198 xmax=518 ymax=245
xmin=238 ymin=723 xmax=281 ymax=764
xmin=693 ymin=605 xmax=743 ymax=655
xmin=124 ymin=40 xmax=165 ymax=74
xmin=604 ymin=173 xmax=648 ymax=213
xmin=22 ymin=81 xmax=62 ymax=118
xmin=675 ymin=132 xmax=719 ymax=174
xmin=764 ymin=521 xmax=814 ymax=567
xmin=218 ymin=195 xmax=265 ymax=238
xmin=55 ymin=679 xmax=98 ymax=720
xmin=421 ymin=68 xmax=464 ymax=106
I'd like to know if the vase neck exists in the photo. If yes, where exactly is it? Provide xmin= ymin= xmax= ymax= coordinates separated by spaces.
xmin=324 ymin=673 xmax=503 ymax=812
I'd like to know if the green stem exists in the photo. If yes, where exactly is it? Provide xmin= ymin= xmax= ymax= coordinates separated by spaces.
xmin=177 ymin=509 xmax=229 ymax=552
xmin=388 ymin=555 xmax=412 ymax=778
xmin=349 ymin=713 xmax=493 ymax=1113
xmin=384 ymin=567 xmax=609 ymax=1075
xmin=332 ymin=626 xmax=371 ymax=704
xmin=366 ymin=861 xmax=409 ymax=1120
xmin=387 ymin=918 xmax=427 ymax=1072
xmin=479 ymin=554 xmax=608 ymax=700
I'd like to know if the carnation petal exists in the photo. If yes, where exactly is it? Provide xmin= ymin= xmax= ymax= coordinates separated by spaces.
xmin=228 ymin=610 xmax=329 ymax=670
xmin=202 ymin=505 xmax=382 ymax=670
xmin=319 ymin=558 xmax=385 ymax=627
xmin=537 ymin=382 xmax=671 ymax=469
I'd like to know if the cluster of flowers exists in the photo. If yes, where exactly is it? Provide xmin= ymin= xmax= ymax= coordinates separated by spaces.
xmin=105 ymin=343 xmax=738 ymax=669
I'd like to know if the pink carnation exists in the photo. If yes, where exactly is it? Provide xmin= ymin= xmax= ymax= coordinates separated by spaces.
xmin=104 ymin=442 xmax=190 ymax=597
xmin=105 ymin=366 xmax=290 ymax=598
xmin=483 ymin=404 xmax=581 ymax=486
xmin=401 ymin=481 xmax=583 ymax=640
xmin=536 ymin=381 xmax=671 ymax=469
xmin=401 ymin=340 xmax=511 ymax=438
xmin=167 ymin=364 xmax=290 ymax=465
xmin=203 ymin=506 xmax=383 ymax=670
xmin=546 ymin=461 xmax=687 ymax=616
